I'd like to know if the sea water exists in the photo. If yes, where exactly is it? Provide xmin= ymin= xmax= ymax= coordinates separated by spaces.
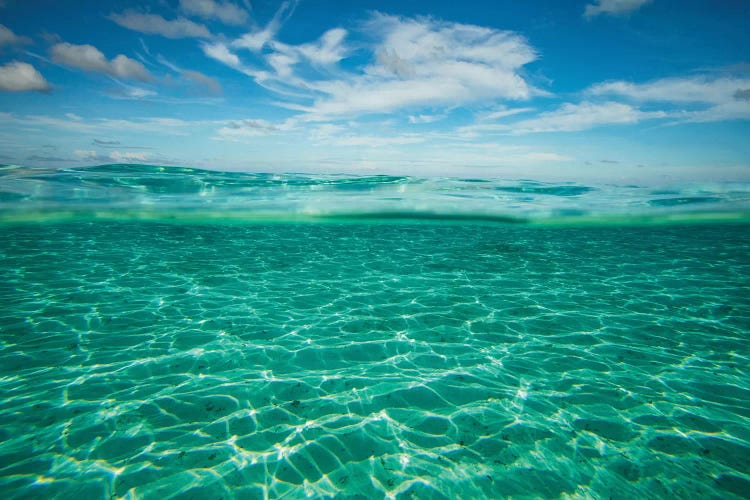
xmin=1 ymin=165 xmax=749 ymax=499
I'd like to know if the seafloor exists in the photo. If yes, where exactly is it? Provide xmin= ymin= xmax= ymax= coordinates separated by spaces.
xmin=1 ymin=221 xmax=749 ymax=499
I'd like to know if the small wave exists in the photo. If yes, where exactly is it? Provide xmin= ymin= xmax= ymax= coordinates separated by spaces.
xmin=494 ymin=185 xmax=594 ymax=197
xmin=0 ymin=164 xmax=749 ymax=227
xmin=648 ymin=197 xmax=722 ymax=207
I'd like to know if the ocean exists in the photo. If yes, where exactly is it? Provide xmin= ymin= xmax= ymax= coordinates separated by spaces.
xmin=1 ymin=164 xmax=749 ymax=499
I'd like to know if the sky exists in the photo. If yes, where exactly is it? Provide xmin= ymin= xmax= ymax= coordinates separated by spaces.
xmin=0 ymin=0 xmax=749 ymax=182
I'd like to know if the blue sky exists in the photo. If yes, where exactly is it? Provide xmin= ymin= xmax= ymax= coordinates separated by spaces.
xmin=0 ymin=0 xmax=748 ymax=181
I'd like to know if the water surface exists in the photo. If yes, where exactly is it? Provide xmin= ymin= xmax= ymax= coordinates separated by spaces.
xmin=1 ymin=165 xmax=749 ymax=499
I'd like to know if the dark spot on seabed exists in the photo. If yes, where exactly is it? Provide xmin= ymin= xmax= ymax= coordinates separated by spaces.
xmin=291 ymin=400 xmax=301 ymax=407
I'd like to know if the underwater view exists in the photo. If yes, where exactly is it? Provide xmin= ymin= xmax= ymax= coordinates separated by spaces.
xmin=1 ymin=165 xmax=749 ymax=498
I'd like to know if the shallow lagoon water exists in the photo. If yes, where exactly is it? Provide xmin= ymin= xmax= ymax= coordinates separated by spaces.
xmin=1 ymin=166 xmax=750 ymax=499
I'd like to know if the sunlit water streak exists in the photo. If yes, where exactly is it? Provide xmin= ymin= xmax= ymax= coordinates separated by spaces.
xmin=1 ymin=165 xmax=749 ymax=498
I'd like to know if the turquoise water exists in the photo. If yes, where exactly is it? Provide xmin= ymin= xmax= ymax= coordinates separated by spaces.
xmin=1 ymin=165 xmax=750 ymax=499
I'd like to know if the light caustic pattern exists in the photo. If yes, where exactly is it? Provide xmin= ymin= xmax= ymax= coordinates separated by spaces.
xmin=1 ymin=222 xmax=749 ymax=499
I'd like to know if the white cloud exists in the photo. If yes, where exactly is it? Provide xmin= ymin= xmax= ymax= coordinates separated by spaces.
xmin=506 ymin=101 xmax=667 ymax=133
xmin=182 ymin=70 xmax=222 ymax=95
xmin=110 ymin=151 xmax=150 ymax=162
xmin=308 ymin=123 xmax=346 ymax=140
xmin=74 ymin=149 xmax=97 ymax=160
xmin=179 ymin=0 xmax=249 ymax=26
xmin=202 ymin=42 xmax=241 ymax=68
xmin=332 ymin=135 xmax=424 ymax=147
xmin=295 ymin=28 xmax=348 ymax=66
xmin=300 ymin=13 xmax=538 ymax=118
xmin=73 ymin=149 xmax=150 ymax=164
xmin=588 ymin=76 xmax=750 ymax=104
xmin=5 ymin=113 xmax=216 ymax=136
xmin=481 ymin=106 xmax=535 ymax=121
xmin=0 ymin=24 xmax=30 ymax=45
xmin=584 ymin=0 xmax=651 ymax=19
xmin=459 ymin=106 xmax=536 ymax=135
xmin=588 ymin=75 xmax=750 ymax=123
xmin=676 ymin=101 xmax=750 ymax=123
xmin=311 ymin=132 xmax=425 ymax=147
xmin=232 ymin=1 xmax=296 ymax=52
xmin=111 ymin=54 xmax=151 ymax=80
xmin=520 ymin=152 xmax=572 ymax=161
xmin=211 ymin=13 xmax=541 ymax=121
xmin=156 ymin=55 xmax=223 ymax=95
xmin=51 ymin=42 xmax=152 ymax=81
xmin=109 ymin=84 xmax=157 ymax=99
xmin=0 ymin=61 xmax=50 ymax=92
xmin=408 ymin=113 xmax=445 ymax=124
xmin=110 ymin=11 xmax=210 ymax=39
xmin=214 ymin=117 xmax=297 ymax=141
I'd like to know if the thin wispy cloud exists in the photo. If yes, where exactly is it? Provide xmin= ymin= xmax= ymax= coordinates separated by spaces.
xmin=2 ymin=112 xmax=218 ymax=136
xmin=157 ymin=55 xmax=223 ymax=95
xmin=504 ymin=101 xmax=667 ymax=134
xmin=408 ymin=114 xmax=445 ymax=124
xmin=212 ymin=12 xmax=542 ymax=121
xmin=588 ymin=76 xmax=750 ymax=104
xmin=584 ymin=0 xmax=651 ymax=19
xmin=587 ymin=75 xmax=750 ymax=123
xmin=232 ymin=1 xmax=297 ymax=52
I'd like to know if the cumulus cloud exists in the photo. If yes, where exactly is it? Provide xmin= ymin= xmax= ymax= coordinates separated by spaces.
xmin=179 ymin=0 xmax=249 ymax=26
xmin=0 ymin=24 xmax=31 ymax=45
xmin=584 ymin=0 xmax=651 ymax=19
xmin=110 ymin=11 xmax=210 ymax=39
xmin=51 ymin=42 xmax=152 ymax=81
xmin=0 ymin=61 xmax=50 ymax=92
